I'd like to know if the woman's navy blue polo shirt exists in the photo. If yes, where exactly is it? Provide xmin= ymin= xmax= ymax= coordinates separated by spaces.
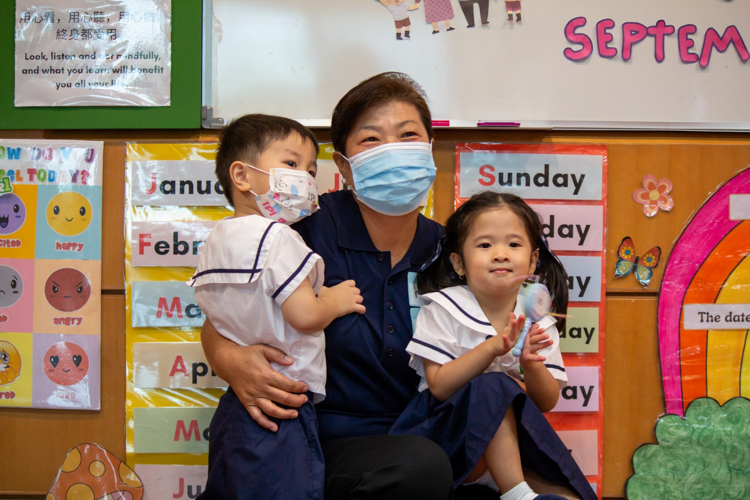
xmin=294 ymin=190 xmax=443 ymax=441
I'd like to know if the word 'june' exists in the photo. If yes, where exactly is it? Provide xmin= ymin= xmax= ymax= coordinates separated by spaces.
xmin=564 ymin=18 xmax=749 ymax=68
xmin=478 ymin=164 xmax=586 ymax=195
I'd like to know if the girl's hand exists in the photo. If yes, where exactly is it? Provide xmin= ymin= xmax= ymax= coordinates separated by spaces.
xmin=487 ymin=313 xmax=524 ymax=357
xmin=519 ymin=323 xmax=552 ymax=370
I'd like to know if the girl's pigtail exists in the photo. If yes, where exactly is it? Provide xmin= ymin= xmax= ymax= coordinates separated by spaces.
xmin=536 ymin=235 xmax=569 ymax=332
xmin=416 ymin=235 xmax=463 ymax=295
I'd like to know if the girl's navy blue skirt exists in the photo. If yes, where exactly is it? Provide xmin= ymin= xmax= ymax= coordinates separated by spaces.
xmin=390 ymin=372 xmax=596 ymax=500
xmin=200 ymin=387 xmax=324 ymax=500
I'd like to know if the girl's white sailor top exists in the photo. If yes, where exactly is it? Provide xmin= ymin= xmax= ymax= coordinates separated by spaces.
xmin=189 ymin=215 xmax=326 ymax=402
xmin=406 ymin=285 xmax=567 ymax=393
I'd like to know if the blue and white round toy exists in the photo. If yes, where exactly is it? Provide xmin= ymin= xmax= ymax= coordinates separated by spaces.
xmin=512 ymin=282 xmax=553 ymax=357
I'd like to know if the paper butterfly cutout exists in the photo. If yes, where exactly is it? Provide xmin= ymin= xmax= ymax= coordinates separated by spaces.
xmin=614 ymin=236 xmax=661 ymax=287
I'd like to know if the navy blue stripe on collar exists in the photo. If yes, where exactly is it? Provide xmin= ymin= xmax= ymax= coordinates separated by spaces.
xmin=545 ymin=364 xmax=566 ymax=373
xmin=189 ymin=268 xmax=263 ymax=286
xmin=272 ymin=251 xmax=314 ymax=299
xmin=437 ymin=291 xmax=492 ymax=326
xmin=191 ymin=268 xmax=263 ymax=278
xmin=253 ymin=221 xmax=277 ymax=271
xmin=410 ymin=338 xmax=456 ymax=360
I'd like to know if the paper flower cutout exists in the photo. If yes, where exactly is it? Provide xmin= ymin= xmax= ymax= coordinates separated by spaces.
xmin=633 ymin=175 xmax=674 ymax=217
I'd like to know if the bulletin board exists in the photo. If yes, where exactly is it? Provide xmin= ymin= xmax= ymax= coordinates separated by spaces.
xmin=204 ymin=0 xmax=750 ymax=130
xmin=0 ymin=0 xmax=203 ymax=130
xmin=123 ymin=142 xmax=381 ymax=484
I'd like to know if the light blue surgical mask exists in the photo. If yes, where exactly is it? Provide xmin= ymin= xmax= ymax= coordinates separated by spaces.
xmin=341 ymin=142 xmax=436 ymax=216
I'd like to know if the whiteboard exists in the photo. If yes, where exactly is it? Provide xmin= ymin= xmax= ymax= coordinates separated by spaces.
xmin=203 ymin=0 xmax=750 ymax=130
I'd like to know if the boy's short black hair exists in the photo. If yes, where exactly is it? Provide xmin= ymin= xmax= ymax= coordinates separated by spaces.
xmin=215 ymin=114 xmax=319 ymax=206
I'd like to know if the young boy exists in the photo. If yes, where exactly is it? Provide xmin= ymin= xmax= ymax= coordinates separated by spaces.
xmin=190 ymin=114 xmax=365 ymax=500
xmin=379 ymin=0 xmax=420 ymax=40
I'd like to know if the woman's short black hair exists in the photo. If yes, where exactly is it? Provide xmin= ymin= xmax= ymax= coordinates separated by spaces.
xmin=330 ymin=72 xmax=433 ymax=157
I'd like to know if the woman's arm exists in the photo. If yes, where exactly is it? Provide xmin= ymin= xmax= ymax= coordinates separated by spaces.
xmin=423 ymin=314 xmax=522 ymax=401
xmin=201 ymin=319 xmax=309 ymax=432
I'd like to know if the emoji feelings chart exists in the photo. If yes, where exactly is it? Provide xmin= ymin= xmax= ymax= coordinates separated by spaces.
xmin=0 ymin=140 xmax=102 ymax=409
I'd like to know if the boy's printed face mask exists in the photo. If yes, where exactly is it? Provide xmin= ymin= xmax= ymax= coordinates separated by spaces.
xmin=340 ymin=141 xmax=436 ymax=216
xmin=243 ymin=163 xmax=319 ymax=225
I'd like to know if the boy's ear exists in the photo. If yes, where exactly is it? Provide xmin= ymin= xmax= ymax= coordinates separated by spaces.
xmin=333 ymin=152 xmax=354 ymax=188
xmin=449 ymin=252 xmax=465 ymax=278
xmin=529 ymin=248 xmax=540 ymax=275
xmin=229 ymin=161 xmax=253 ymax=193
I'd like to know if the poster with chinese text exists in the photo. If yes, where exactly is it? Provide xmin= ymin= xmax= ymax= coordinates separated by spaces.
xmin=15 ymin=0 xmax=171 ymax=107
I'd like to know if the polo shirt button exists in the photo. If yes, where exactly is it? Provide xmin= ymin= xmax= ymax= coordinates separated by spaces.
xmin=386 ymin=301 xmax=394 ymax=310
xmin=387 ymin=348 xmax=395 ymax=357
xmin=387 ymin=279 xmax=393 ymax=285
xmin=387 ymin=324 xmax=395 ymax=334
xmin=377 ymin=253 xmax=385 ymax=262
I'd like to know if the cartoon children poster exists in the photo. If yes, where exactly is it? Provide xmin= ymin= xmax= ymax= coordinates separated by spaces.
xmin=0 ymin=140 xmax=102 ymax=410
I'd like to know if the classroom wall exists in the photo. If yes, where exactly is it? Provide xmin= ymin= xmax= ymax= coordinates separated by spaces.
xmin=1 ymin=127 xmax=749 ymax=498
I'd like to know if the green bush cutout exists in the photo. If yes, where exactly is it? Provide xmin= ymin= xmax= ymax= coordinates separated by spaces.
xmin=627 ymin=397 xmax=750 ymax=499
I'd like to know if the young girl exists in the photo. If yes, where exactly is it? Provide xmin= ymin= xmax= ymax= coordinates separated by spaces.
xmin=390 ymin=192 xmax=595 ymax=500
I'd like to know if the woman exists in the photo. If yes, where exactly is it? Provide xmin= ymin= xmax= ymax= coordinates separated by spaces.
xmin=202 ymin=72 xmax=453 ymax=499
xmin=422 ymin=0 xmax=455 ymax=33
xmin=201 ymin=73 xmax=587 ymax=499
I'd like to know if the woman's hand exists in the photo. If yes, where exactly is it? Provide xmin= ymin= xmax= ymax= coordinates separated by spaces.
xmin=201 ymin=319 xmax=308 ymax=432
xmin=519 ymin=323 xmax=551 ymax=370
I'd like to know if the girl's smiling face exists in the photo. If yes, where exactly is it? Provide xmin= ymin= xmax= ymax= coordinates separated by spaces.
xmin=450 ymin=207 xmax=539 ymax=300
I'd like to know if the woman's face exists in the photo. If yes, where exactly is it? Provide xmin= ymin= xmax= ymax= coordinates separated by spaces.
xmin=336 ymin=101 xmax=430 ymax=187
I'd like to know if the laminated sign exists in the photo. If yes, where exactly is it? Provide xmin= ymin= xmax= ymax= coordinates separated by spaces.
xmin=15 ymin=0 xmax=171 ymax=107
xmin=0 ymin=140 xmax=103 ymax=410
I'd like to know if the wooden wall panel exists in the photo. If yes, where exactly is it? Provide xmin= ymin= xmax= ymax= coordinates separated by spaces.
xmin=1 ymin=128 xmax=749 ymax=498
xmin=0 ymin=296 xmax=126 ymax=495
xmin=605 ymin=143 xmax=750 ymax=292
xmin=102 ymin=143 xmax=126 ymax=291
xmin=602 ymin=296 xmax=664 ymax=498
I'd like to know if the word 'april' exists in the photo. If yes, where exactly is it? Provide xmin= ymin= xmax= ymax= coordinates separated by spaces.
xmin=564 ymin=18 xmax=749 ymax=68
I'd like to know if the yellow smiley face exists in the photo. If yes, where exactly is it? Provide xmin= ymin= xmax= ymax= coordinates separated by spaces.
xmin=46 ymin=192 xmax=93 ymax=236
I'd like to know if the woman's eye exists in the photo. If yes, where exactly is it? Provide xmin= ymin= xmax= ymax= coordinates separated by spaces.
xmin=401 ymin=131 xmax=417 ymax=138
xmin=362 ymin=136 xmax=379 ymax=143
